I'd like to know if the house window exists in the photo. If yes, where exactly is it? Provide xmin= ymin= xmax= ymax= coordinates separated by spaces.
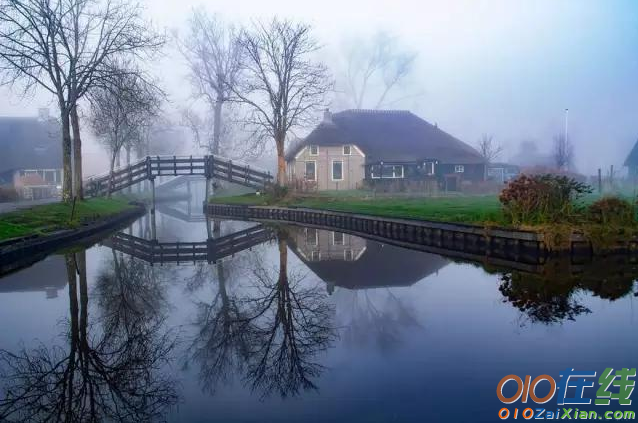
xmin=424 ymin=161 xmax=435 ymax=176
xmin=370 ymin=164 xmax=404 ymax=179
xmin=332 ymin=160 xmax=344 ymax=181
xmin=311 ymin=251 xmax=321 ymax=261
xmin=332 ymin=231 xmax=344 ymax=245
xmin=455 ymin=165 xmax=465 ymax=173
xmin=305 ymin=161 xmax=316 ymax=181
xmin=309 ymin=145 xmax=318 ymax=156
xmin=344 ymin=249 xmax=354 ymax=261
xmin=305 ymin=228 xmax=318 ymax=246
xmin=343 ymin=145 xmax=351 ymax=155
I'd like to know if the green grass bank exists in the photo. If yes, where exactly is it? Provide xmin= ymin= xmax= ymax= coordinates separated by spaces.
xmin=210 ymin=193 xmax=506 ymax=225
xmin=0 ymin=198 xmax=137 ymax=242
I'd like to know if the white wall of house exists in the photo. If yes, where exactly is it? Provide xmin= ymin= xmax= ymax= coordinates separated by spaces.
xmin=289 ymin=144 xmax=365 ymax=191
xmin=292 ymin=227 xmax=367 ymax=262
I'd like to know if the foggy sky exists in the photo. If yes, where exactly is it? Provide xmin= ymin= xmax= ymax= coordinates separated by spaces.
xmin=1 ymin=0 xmax=637 ymax=175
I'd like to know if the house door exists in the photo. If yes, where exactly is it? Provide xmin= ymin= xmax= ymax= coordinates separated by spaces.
xmin=445 ymin=175 xmax=458 ymax=191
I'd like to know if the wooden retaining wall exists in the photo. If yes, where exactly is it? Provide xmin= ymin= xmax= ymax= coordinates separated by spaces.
xmin=204 ymin=204 xmax=594 ymax=266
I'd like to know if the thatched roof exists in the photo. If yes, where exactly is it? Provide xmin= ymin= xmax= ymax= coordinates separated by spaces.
xmin=289 ymin=237 xmax=449 ymax=290
xmin=286 ymin=109 xmax=484 ymax=165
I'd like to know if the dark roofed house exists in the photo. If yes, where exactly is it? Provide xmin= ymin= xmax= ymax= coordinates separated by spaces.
xmin=288 ymin=226 xmax=449 ymax=294
xmin=285 ymin=109 xmax=485 ymax=192
xmin=625 ymin=139 xmax=638 ymax=180
xmin=0 ymin=109 xmax=62 ymax=200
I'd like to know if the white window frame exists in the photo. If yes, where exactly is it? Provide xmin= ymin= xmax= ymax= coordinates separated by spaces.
xmin=305 ymin=228 xmax=318 ymax=246
xmin=344 ymin=249 xmax=354 ymax=261
xmin=455 ymin=165 xmax=465 ymax=173
xmin=424 ymin=161 xmax=435 ymax=176
xmin=304 ymin=160 xmax=317 ymax=181
xmin=332 ymin=231 xmax=344 ymax=246
xmin=311 ymin=251 xmax=321 ymax=261
xmin=309 ymin=145 xmax=319 ymax=156
xmin=370 ymin=164 xmax=404 ymax=179
xmin=331 ymin=160 xmax=344 ymax=181
xmin=390 ymin=165 xmax=404 ymax=178
xmin=343 ymin=145 xmax=351 ymax=155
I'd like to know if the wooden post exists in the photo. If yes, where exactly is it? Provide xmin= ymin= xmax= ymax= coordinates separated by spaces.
xmin=150 ymin=178 xmax=156 ymax=214
xmin=598 ymin=168 xmax=602 ymax=194
xmin=150 ymin=209 xmax=157 ymax=241
xmin=610 ymin=165 xmax=614 ymax=189
xmin=187 ymin=179 xmax=192 ymax=216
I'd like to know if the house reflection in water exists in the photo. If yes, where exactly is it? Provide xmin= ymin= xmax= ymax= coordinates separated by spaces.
xmin=0 ymin=256 xmax=67 ymax=299
xmin=288 ymin=227 xmax=449 ymax=293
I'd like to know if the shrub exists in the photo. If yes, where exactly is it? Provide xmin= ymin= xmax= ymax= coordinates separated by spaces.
xmin=587 ymin=197 xmax=636 ymax=226
xmin=499 ymin=174 xmax=591 ymax=225
xmin=266 ymin=183 xmax=290 ymax=200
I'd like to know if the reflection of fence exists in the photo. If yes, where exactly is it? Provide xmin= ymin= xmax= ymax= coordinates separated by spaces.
xmin=85 ymin=155 xmax=272 ymax=196
xmin=103 ymin=225 xmax=275 ymax=264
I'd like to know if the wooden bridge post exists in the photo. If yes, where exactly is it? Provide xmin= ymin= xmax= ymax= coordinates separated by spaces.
xmin=150 ymin=177 xmax=156 ymax=214
xmin=204 ymin=155 xmax=212 ymax=202
xmin=151 ymin=210 xmax=157 ymax=241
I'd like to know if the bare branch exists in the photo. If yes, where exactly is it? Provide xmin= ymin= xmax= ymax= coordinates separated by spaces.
xmin=229 ymin=18 xmax=333 ymax=185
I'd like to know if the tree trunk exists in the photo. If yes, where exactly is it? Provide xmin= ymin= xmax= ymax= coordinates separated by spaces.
xmin=213 ymin=98 xmax=223 ymax=155
xmin=107 ymin=152 xmax=117 ymax=198
xmin=61 ymin=108 xmax=73 ymax=202
xmin=278 ymin=235 xmax=288 ymax=287
xmin=276 ymin=135 xmax=286 ymax=186
xmin=126 ymin=146 xmax=132 ymax=194
xmin=71 ymin=105 xmax=83 ymax=199
xmin=64 ymin=253 xmax=79 ymax=412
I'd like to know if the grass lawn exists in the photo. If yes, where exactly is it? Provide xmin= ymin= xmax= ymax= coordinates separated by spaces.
xmin=0 ymin=197 xmax=136 ymax=241
xmin=210 ymin=193 xmax=506 ymax=225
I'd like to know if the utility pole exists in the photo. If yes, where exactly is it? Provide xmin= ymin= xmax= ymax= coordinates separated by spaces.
xmin=564 ymin=108 xmax=569 ymax=142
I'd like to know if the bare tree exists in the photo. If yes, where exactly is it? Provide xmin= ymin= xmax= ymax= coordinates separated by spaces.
xmin=230 ymin=19 xmax=332 ymax=186
xmin=344 ymin=31 xmax=417 ymax=109
xmin=0 ymin=0 xmax=163 ymax=201
xmin=179 ymin=8 xmax=241 ymax=156
xmin=477 ymin=133 xmax=503 ymax=179
xmin=553 ymin=133 xmax=573 ymax=171
xmin=89 ymin=64 xmax=161 ymax=197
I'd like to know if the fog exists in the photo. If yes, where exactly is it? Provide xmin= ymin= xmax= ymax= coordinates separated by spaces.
xmin=2 ymin=0 xmax=637 ymax=176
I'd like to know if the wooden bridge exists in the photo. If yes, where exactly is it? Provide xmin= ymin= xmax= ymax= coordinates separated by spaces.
xmin=85 ymin=155 xmax=273 ymax=197
xmin=102 ymin=224 xmax=275 ymax=264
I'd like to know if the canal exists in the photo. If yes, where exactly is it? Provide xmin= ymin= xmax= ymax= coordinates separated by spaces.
xmin=0 ymin=196 xmax=637 ymax=422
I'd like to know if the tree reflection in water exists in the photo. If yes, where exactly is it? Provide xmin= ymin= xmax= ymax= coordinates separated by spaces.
xmin=497 ymin=256 xmax=638 ymax=326
xmin=0 ymin=251 xmax=178 ymax=422
xmin=189 ymin=230 xmax=337 ymax=399
xmin=337 ymin=289 xmax=421 ymax=353
xmin=95 ymin=250 xmax=169 ymax=334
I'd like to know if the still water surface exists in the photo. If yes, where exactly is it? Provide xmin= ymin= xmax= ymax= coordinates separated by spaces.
xmin=0 ymin=202 xmax=637 ymax=422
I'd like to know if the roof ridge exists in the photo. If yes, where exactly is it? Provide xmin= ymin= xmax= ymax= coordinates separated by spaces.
xmin=338 ymin=109 xmax=411 ymax=115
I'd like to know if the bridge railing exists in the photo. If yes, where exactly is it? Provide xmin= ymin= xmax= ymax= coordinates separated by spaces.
xmin=84 ymin=154 xmax=273 ymax=196
xmin=103 ymin=224 xmax=275 ymax=264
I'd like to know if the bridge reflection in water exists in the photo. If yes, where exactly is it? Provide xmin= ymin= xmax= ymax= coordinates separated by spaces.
xmin=103 ymin=225 xmax=275 ymax=265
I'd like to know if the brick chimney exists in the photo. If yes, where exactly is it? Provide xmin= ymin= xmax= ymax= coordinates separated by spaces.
xmin=323 ymin=108 xmax=332 ymax=123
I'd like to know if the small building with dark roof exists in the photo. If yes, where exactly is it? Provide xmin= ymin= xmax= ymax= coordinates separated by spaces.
xmin=287 ymin=226 xmax=449 ymax=294
xmin=0 ymin=110 xmax=62 ymax=199
xmin=624 ymin=139 xmax=638 ymax=179
xmin=285 ymin=109 xmax=485 ymax=191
